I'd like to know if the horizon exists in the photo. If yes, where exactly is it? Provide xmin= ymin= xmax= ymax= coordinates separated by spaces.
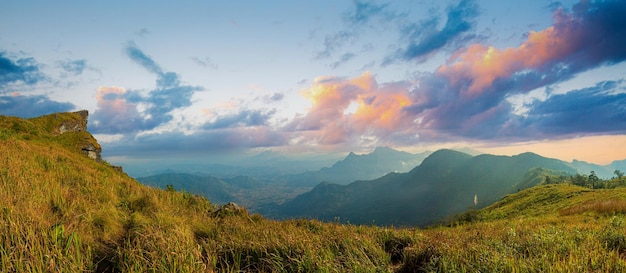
xmin=1 ymin=0 xmax=625 ymax=166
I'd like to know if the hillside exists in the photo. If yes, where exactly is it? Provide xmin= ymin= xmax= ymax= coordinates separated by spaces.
xmin=273 ymin=149 xmax=577 ymax=226
xmin=3 ymin=111 xmax=626 ymax=272
xmin=0 ymin=111 xmax=422 ymax=272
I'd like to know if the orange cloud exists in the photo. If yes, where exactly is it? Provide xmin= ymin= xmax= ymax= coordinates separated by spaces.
xmin=293 ymin=72 xmax=414 ymax=146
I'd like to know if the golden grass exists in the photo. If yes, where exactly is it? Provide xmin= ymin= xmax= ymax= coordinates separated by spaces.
xmin=3 ymin=112 xmax=626 ymax=272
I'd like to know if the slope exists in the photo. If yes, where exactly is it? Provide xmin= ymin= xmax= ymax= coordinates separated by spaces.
xmin=406 ymin=183 xmax=626 ymax=272
xmin=276 ymin=149 xmax=577 ymax=226
xmin=0 ymin=111 xmax=430 ymax=272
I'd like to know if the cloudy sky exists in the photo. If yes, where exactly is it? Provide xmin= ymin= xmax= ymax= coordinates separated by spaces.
xmin=1 ymin=0 xmax=625 ymax=165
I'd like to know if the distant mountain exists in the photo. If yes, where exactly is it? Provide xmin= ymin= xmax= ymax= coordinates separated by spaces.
xmin=566 ymin=158 xmax=626 ymax=179
xmin=138 ymin=173 xmax=238 ymax=204
xmin=283 ymin=147 xmax=430 ymax=186
xmin=272 ymin=149 xmax=577 ymax=226
xmin=137 ymin=173 xmax=312 ymax=209
xmin=611 ymin=159 xmax=626 ymax=174
xmin=136 ymin=147 xmax=431 ymax=210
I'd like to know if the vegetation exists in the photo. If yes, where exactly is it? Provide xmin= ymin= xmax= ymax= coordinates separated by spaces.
xmin=2 ymin=112 xmax=626 ymax=272
xmin=545 ymin=170 xmax=626 ymax=189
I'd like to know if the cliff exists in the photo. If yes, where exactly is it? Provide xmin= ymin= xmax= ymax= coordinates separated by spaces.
xmin=26 ymin=110 xmax=102 ymax=162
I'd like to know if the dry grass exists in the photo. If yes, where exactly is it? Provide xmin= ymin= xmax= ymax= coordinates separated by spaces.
xmin=560 ymin=199 xmax=626 ymax=216
xmin=3 ymin=112 xmax=626 ymax=272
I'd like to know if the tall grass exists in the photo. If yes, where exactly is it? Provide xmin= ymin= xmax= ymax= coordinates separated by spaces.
xmin=3 ymin=113 xmax=626 ymax=272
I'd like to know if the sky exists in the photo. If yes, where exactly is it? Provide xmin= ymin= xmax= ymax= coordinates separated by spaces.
xmin=1 ymin=0 xmax=625 ymax=166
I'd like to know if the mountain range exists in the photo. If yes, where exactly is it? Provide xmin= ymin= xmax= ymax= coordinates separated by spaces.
xmin=137 ymin=145 xmax=625 ymax=226
xmin=270 ymin=149 xmax=577 ymax=226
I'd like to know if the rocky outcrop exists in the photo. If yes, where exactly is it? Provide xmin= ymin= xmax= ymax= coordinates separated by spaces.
xmin=56 ymin=110 xmax=89 ymax=135
xmin=39 ymin=110 xmax=103 ymax=163
xmin=81 ymin=142 xmax=102 ymax=162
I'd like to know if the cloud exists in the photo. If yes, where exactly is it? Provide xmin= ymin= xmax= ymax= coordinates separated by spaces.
xmin=58 ymin=59 xmax=87 ymax=75
xmin=257 ymin=92 xmax=284 ymax=103
xmin=103 ymin=127 xmax=287 ymax=157
xmin=391 ymin=0 xmax=480 ymax=62
xmin=344 ymin=0 xmax=391 ymax=24
xmin=521 ymin=80 xmax=626 ymax=136
xmin=316 ymin=30 xmax=355 ymax=59
xmin=286 ymin=0 xmax=626 ymax=147
xmin=0 ymin=52 xmax=46 ymax=88
xmin=124 ymin=42 xmax=163 ymax=75
xmin=0 ymin=93 xmax=75 ymax=118
xmin=203 ymin=109 xmax=276 ymax=130
xmin=330 ymin=52 xmax=357 ymax=69
xmin=287 ymin=72 xmax=416 ymax=147
xmin=91 ymin=44 xmax=202 ymax=134
xmin=437 ymin=0 xmax=626 ymax=97
xmin=90 ymin=86 xmax=148 ymax=134
xmin=402 ymin=0 xmax=626 ymax=139
xmin=134 ymin=28 xmax=151 ymax=38
xmin=191 ymin=57 xmax=218 ymax=69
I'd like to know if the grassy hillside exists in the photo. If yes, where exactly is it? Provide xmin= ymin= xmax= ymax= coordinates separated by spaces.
xmin=0 ymin=112 xmax=427 ymax=272
xmin=2 ymin=111 xmax=626 ymax=272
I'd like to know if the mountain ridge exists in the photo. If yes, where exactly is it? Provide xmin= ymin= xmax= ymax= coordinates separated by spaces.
xmin=273 ymin=149 xmax=577 ymax=226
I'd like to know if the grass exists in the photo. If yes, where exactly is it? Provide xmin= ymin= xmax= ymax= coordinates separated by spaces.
xmin=2 ymin=112 xmax=626 ymax=272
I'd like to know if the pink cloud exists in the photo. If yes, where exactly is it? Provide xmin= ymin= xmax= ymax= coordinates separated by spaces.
xmin=437 ymin=2 xmax=624 ymax=97
xmin=290 ymin=72 xmax=415 ymax=147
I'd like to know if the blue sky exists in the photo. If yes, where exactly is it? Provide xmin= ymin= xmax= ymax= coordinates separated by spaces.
xmin=1 ymin=0 xmax=625 ymax=165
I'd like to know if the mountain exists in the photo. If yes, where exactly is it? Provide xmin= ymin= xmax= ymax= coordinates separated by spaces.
xmin=568 ymin=159 xmax=615 ymax=179
xmin=135 ymin=147 xmax=431 ymax=211
xmin=138 ymin=173 xmax=237 ymax=204
xmin=283 ymin=147 xmax=430 ymax=186
xmin=273 ymin=149 xmax=577 ymax=226
xmin=137 ymin=173 xmax=311 ymax=209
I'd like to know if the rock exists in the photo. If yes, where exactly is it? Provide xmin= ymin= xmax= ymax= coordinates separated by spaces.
xmin=213 ymin=202 xmax=248 ymax=218
xmin=54 ymin=110 xmax=89 ymax=135
xmin=45 ymin=110 xmax=103 ymax=163
xmin=81 ymin=142 xmax=102 ymax=162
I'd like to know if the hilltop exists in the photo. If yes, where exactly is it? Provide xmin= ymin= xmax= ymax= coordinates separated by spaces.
xmin=2 ymin=111 xmax=626 ymax=272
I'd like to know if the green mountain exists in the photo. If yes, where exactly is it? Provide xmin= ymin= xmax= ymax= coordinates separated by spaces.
xmin=274 ymin=149 xmax=577 ymax=226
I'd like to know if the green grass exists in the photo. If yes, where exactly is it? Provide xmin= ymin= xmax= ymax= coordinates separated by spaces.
xmin=2 ymin=112 xmax=626 ymax=272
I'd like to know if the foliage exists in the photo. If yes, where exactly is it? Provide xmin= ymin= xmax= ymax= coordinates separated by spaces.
xmin=545 ymin=170 xmax=626 ymax=189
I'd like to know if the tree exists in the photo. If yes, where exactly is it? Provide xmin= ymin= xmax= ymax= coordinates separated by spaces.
xmin=615 ymin=170 xmax=624 ymax=179
xmin=589 ymin=171 xmax=600 ymax=188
